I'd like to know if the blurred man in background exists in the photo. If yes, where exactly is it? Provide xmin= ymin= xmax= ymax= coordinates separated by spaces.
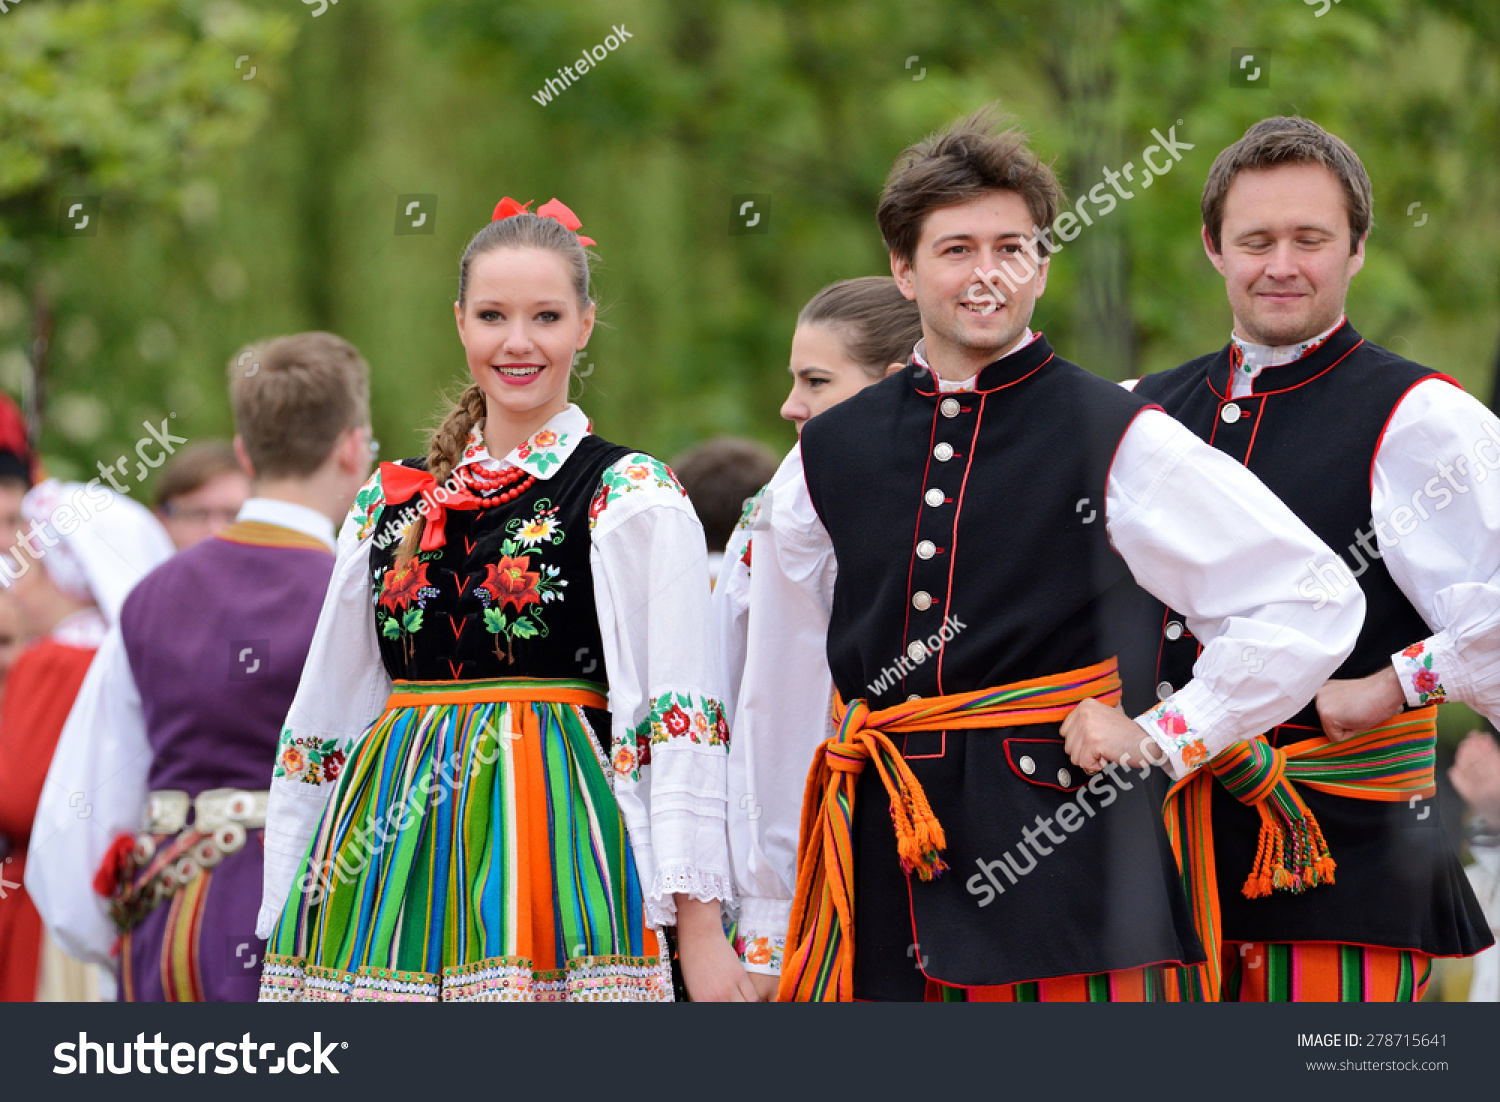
xmin=152 ymin=440 xmax=251 ymax=550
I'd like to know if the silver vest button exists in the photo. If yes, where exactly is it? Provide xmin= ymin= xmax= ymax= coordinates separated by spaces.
xmin=933 ymin=442 xmax=954 ymax=462
xmin=1057 ymin=767 xmax=1073 ymax=787
xmin=907 ymin=694 xmax=921 ymax=702
xmin=912 ymin=591 xmax=932 ymax=611
xmin=940 ymin=397 xmax=961 ymax=418
xmin=924 ymin=488 xmax=945 ymax=507
xmin=1155 ymin=680 xmax=1174 ymax=701
xmin=916 ymin=540 xmax=936 ymax=560
xmin=1018 ymin=755 xmax=1036 ymax=775
xmin=907 ymin=641 xmax=927 ymax=662
xmin=1164 ymin=620 xmax=1184 ymax=641
xmin=1220 ymin=402 xmax=1242 ymax=424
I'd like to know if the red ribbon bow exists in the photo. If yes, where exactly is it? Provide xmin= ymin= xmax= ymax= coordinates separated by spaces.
xmin=379 ymin=462 xmax=498 ymax=553
xmin=491 ymin=196 xmax=596 ymax=246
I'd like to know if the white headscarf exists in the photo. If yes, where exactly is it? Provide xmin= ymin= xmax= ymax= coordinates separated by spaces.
xmin=8 ymin=478 xmax=175 ymax=623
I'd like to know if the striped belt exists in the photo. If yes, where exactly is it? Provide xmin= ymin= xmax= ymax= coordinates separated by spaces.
xmin=385 ymin=676 xmax=608 ymax=710
xmin=1162 ymin=707 xmax=1438 ymax=1002
xmin=777 ymin=657 xmax=1123 ymax=1002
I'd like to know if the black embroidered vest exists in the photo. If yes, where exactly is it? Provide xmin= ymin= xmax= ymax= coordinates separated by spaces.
xmin=368 ymin=436 xmax=630 ymax=691
xmin=1130 ymin=324 xmax=1490 ymax=955
xmin=798 ymin=336 xmax=1203 ymax=997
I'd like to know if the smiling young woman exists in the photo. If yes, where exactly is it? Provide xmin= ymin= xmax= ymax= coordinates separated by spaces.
xmin=257 ymin=198 xmax=751 ymax=1003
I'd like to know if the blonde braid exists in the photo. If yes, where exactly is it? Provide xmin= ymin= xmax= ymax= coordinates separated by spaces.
xmin=395 ymin=383 xmax=488 ymax=565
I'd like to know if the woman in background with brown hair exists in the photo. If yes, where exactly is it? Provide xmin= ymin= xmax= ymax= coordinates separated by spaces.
xmin=716 ymin=276 xmax=921 ymax=996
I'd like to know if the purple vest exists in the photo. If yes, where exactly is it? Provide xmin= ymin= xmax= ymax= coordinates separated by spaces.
xmin=120 ymin=522 xmax=334 ymax=794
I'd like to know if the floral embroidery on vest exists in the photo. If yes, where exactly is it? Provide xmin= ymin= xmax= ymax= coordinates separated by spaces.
xmin=376 ymin=554 xmax=441 ymax=661
xmin=477 ymin=500 xmax=568 ymax=664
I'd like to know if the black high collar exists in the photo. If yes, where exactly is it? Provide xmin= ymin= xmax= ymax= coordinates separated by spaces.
xmin=1205 ymin=319 xmax=1365 ymax=399
xmin=910 ymin=333 xmax=1057 ymax=397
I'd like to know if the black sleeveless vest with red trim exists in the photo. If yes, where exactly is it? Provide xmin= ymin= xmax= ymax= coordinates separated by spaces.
xmin=1129 ymin=322 xmax=1490 ymax=955
xmin=368 ymin=437 xmax=631 ymax=749
xmin=799 ymin=335 xmax=1203 ymax=998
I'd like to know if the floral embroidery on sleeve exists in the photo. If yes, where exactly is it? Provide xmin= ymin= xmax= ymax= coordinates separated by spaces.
xmin=733 ymin=931 xmax=785 ymax=972
xmin=349 ymin=470 xmax=386 ymax=541
xmin=1141 ymin=698 xmax=1208 ymax=772
xmin=614 ymin=691 xmax=729 ymax=782
xmin=589 ymin=454 xmax=690 ymax=528
xmin=1394 ymin=640 xmax=1448 ymax=706
xmin=274 ymin=729 xmax=348 ymax=787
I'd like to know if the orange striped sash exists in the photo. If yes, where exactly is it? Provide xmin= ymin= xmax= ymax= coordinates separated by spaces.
xmin=1163 ymin=707 xmax=1438 ymax=1002
xmin=777 ymin=658 xmax=1122 ymax=1002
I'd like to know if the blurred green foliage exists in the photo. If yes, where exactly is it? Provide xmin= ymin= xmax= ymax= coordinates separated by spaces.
xmin=0 ymin=0 xmax=1496 ymax=525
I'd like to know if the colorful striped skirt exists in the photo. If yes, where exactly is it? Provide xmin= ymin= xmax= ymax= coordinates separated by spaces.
xmin=1221 ymin=942 xmax=1431 ymax=1002
xmin=924 ymin=966 xmax=1174 ymax=1002
xmin=259 ymin=678 xmax=670 ymax=1002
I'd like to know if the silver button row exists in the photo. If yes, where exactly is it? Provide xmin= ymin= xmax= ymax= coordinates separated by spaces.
xmin=924 ymin=488 xmax=945 ymax=507
xmin=912 ymin=591 xmax=932 ymax=611
xmin=1156 ymin=680 xmax=1174 ymax=701
xmin=1221 ymin=402 xmax=1242 ymax=424
xmin=940 ymin=397 xmax=961 ymax=418
xmin=916 ymin=540 xmax=936 ymax=560
xmin=1164 ymin=620 xmax=1184 ymax=641
xmin=907 ymin=641 xmax=927 ymax=662
xmin=934 ymin=442 xmax=954 ymax=462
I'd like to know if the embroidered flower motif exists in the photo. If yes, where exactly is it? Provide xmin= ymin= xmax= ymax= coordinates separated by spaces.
xmin=514 ymin=516 xmax=558 ymax=547
xmin=589 ymin=454 xmax=690 ymax=530
xmin=733 ymin=933 xmax=785 ymax=971
xmin=273 ymin=734 xmax=346 ymax=787
xmin=279 ymin=745 xmax=307 ymax=780
xmin=663 ymin=704 xmax=693 ymax=738
xmin=1155 ymin=703 xmax=1189 ymax=739
xmin=626 ymin=693 xmax=730 ymax=757
xmin=741 ymin=539 xmax=753 ymax=569
xmin=613 ymin=743 xmax=636 ymax=777
xmin=533 ymin=430 xmax=558 ymax=448
xmin=481 ymin=555 xmax=542 ymax=613
xmin=1181 ymin=738 xmax=1208 ymax=771
xmin=1395 ymin=640 xmax=1447 ymax=706
xmin=378 ymin=558 xmax=435 ymax=613
xmin=516 ymin=442 xmax=533 ymax=460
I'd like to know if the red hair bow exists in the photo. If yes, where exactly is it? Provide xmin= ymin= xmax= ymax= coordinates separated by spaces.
xmin=491 ymin=196 xmax=596 ymax=246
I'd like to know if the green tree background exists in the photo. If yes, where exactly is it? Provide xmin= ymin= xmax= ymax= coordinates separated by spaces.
xmin=2 ymin=0 xmax=1497 ymax=745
